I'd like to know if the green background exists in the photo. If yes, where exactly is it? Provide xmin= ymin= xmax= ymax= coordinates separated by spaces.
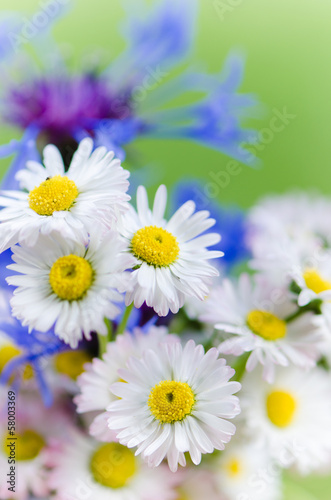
xmin=0 ymin=1 xmax=330 ymax=498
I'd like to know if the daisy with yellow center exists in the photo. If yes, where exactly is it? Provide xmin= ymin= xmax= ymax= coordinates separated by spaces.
xmin=47 ymin=430 xmax=176 ymax=500
xmin=107 ymin=339 xmax=241 ymax=472
xmin=242 ymin=367 xmax=331 ymax=474
xmin=7 ymin=229 xmax=134 ymax=348
xmin=200 ymin=273 xmax=324 ymax=383
xmin=119 ymin=184 xmax=223 ymax=316
xmin=74 ymin=326 xmax=179 ymax=442
xmin=0 ymin=137 xmax=130 ymax=253
xmin=214 ymin=441 xmax=281 ymax=500
xmin=0 ymin=393 xmax=68 ymax=500
xmin=296 ymin=262 xmax=331 ymax=320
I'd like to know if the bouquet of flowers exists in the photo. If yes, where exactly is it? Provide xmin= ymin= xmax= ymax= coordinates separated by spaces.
xmin=0 ymin=2 xmax=330 ymax=500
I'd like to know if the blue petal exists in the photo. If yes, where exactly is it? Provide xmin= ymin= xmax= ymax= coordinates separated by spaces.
xmin=0 ymin=125 xmax=40 ymax=190
xmin=171 ymin=180 xmax=250 ymax=269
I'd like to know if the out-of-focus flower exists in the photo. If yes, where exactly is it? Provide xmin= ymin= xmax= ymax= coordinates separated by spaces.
xmin=119 ymin=184 xmax=223 ymax=316
xmin=199 ymin=273 xmax=325 ymax=383
xmin=7 ymin=230 xmax=134 ymax=348
xmin=75 ymin=326 xmax=179 ymax=441
xmin=213 ymin=440 xmax=282 ymax=500
xmin=241 ymin=367 xmax=331 ymax=475
xmin=0 ymin=392 xmax=70 ymax=500
xmin=0 ymin=1 xmax=259 ymax=190
xmin=107 ymin=340 xmax=241 ymax=472
xmin=0 ymin=138 xmax=130 ymax=252
xmin=175 ymin=468 xmax=224 ymax=500
xmin=47 ymin=429 xmax=177 ymax=500
xmin=0 ymin=288 xmax=63 ymax=406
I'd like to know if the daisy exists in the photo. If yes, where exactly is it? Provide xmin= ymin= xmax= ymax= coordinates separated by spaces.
xmin=107 ymin=340 xmax=241 ymax=472
xmin=200 ymin=273 xmax=325 ymax=383
xmin=213 ymin=440 xmax=281 ymax=500
xmin=0 ymin=392 xmax=70 ymax=500
xmin=48 ymin=429 xmax=177 ymax=500
xmin=247 ymin=191 xmax=331 ymax=258
xmin=6 ymin=229 xmax=134 ymax=348
xmin=0 ymin=137 xmax=130 ymax=252
xmin=75 ymin=325 xmax=179 ymax=441
xmin=119 ymin=184 xmax=223 ymax=316
xmin=241 ymin=366 xmax=331 ymax=474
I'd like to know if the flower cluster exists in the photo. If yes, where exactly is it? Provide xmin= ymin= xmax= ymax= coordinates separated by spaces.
xmin=0 ymin=2 xmax=330 ymax=500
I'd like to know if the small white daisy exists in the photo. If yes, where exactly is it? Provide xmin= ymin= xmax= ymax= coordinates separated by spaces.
xmin=0 ymin=137 xmax=130 ymax=252
xmin=118 ymin=184 xmax=223 ymax=316
xmin=213 ymin=440 xmax=282 ymax=500
xmin=241 ymin=366 xmax=331 ymax=475
xmin=200 ymin=273 xmax=325 ymax=383
xmin=6 ymin=229 xmax=134 ymax=348
xmin=74 ymin=326 xmax=179 ymax=441
xmin=0 ymin=393 xmax=70 ymax=500
xmin=247 ymin=191 xmax=331 ymax=270
xmin=48 ymin=429 xmax=177 ymax=500
xmin=107 ymin=339 xmax=241 ymax=472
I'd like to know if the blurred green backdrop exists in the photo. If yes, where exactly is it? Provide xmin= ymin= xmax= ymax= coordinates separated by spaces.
xmin=0 ymin=1 xmax=330 ymax=498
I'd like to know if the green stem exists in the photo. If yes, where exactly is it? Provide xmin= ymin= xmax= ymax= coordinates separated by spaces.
xmin=98 ymin=331 xmax=108 ymax=358
xmin=232 ymin=352 xmax=250 ymax=382
xmin=285 ymin=299 xmax=322 ymax=323
xmin=117 ymin=303 xmax=134 ymax=335
xmin=104 ymin=317 xmax=113 ymax=342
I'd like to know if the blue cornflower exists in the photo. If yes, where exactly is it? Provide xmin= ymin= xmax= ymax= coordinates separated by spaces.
xmin=0 ymin=288 xmax=64 ymax=406
xmin=0 ymin=0 xmax=259 ymax=189
xmin=172 ymin=180 xmax=250 ymax=270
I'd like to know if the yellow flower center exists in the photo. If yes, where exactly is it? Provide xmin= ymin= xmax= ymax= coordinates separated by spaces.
xmin=246 ymin=310 xmax=287 ymax=341
xmin=2 ymin=430 xmax=45 ymax=461
xmin=90 ymin=443 xmax=136 ymax=489
xmin=225 ymin=457 xmax=242 ymax=478
xmin=54 ymin=350 xmax=92 ymax=380
xmin=28 ymin=175 xmax=78 ymax=216
xmin=131 ymin=225 xmax=179 ymax=267
xmin=0 ymin=344 xmax=33 ymax=381
xmin=303 ymin=269 xmax=331 ymax=294
xmin=266 ymin=390 xmax=297 ymax=428
xmin=148 ymin=380 xmax=195 ymax=424
xmin=49 ymin=255 xmax=93 ymax=301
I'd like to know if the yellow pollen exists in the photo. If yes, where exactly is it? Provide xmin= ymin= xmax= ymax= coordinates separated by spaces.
xmin=0 ymin=344 xmax=33 ymax=381
xmin=2 ymin=430 xmax=45 ymax=460
xmin=90 ymin=443 xmax=136 ymax=489
xmin=49 ymin=254 xmax=93 ymax=301
xmin=54 ymin=350 xmax=92 ymax=380
xmin=225 ymin=458 xmax=242 ymax=478
xmin=246 ymin=310 xmax=287 ymax=341
xmin=131 ymin=225 xmax=179 ymax=267
xmin=303 ymin=269 xmax=331 ymax=294
xmin=266 ymin=390 xmax=297 ymax=428
xmin=28 ymin=175 xmax=78 ymax=216
xmin=148 ymin=380 xmax=195 ymax=424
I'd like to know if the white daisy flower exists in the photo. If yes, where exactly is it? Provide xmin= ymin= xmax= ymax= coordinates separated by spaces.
xmin=247 ymin=191 xmax=331 ymax=266
xmin=0 ymin=137 xmax=130 ymax=252
xmin=74 ymin=326 xmax=179 ymax=441
xmin=119 ymin=184 xmax=223 ymax=316
xmin=48 ymin=430 xmax=177 ymax=500
xmin=0 ymin=393 xmax=70 ymax=500
xmin=6 ymin=229 xmax=134 ymax=348
xmin=200 ymin=273 xmax=324 ymax=383
xmin=241 ymin=366 xmax=331 ymax=475
xmin=214 ymin=440 xmax=281 ymax=500
xmin=107 ymin=340 xmax=241 ymax=472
